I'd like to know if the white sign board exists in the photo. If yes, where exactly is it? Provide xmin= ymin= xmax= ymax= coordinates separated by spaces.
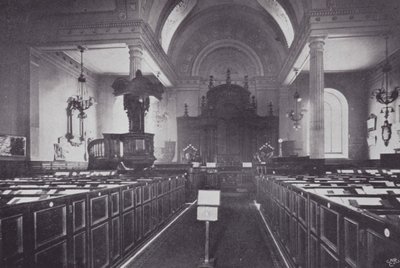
xmin=206 ymin=162 xmax=217 ymax=168
xmin=197 ymin=206 xmax=218 ymax=221
xmin=198 ymin=190 xmax=221 ymax=206
xmin=192 ymin=162 xmax=201 ymax=167
xmin=242 ymin=162 xmax=252 ymax=168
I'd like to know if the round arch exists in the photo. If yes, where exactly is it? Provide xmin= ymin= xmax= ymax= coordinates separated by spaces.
xmin=191 ymin=39 xmax=265 ymax=77
xmin=324 ymin=88 xmax=349 ymax=158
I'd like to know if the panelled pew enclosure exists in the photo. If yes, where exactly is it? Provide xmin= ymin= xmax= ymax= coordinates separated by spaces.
xmin=0 ymin=171 xmax=186 ymax=268
xmin=256 ymin=174 xmax=400 ymax=268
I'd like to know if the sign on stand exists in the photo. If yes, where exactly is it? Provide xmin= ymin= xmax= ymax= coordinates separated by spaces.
xmin=197 ymin=190 xmax=221 ymax=268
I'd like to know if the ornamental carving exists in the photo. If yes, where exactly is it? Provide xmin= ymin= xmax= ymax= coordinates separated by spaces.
xmin=177 ymin=70 xmax=279 ymax=164
xmin=173 ymin=20 xmax=281 ymax=76
xmin=327 ymin=0 xmax=376 ymax=8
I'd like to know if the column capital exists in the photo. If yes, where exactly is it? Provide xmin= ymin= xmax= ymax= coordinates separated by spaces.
xmin=127 ymin=40 xmax=144 ymax=52
xmin=309 ymin=36 xmax=326 ymax=49
xmin=128 ymin=40 xmax=143 ymax=79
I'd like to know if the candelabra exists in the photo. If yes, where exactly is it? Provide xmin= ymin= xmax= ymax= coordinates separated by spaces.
xmin=371 ymin=35 xmax=399 ymax=146
xmin=66 ymin=46 xmax=94 ymax=145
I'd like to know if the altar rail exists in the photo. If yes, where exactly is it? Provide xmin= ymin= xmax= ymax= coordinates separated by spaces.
xmin=0 ymin=172 xmax=185 ymax=268
xmin=256 ymin=174 xmax=400 ymax=268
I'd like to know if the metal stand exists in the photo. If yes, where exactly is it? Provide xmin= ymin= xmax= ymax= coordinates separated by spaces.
xmin=199 ymin=221 xmax=215 ymax=267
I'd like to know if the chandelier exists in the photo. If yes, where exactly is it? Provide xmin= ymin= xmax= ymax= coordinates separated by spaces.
xmin=287 ymin=70 xmax=303 ymax=130
xmin=66 ymin=46 xmax=94 ymax=145
xmin=371 ymin=35 xmax=399 ymax=146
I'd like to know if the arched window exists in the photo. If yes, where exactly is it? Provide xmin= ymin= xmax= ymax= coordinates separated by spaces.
xmin=324 ymin=88 xmax=348 ymax=158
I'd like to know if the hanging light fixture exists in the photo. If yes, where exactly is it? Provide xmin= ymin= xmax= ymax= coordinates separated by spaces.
xmin=66 ymin=45 xmax=94 ymax=145
xmin=287 ymin=69 xmax=304 ymax=130
xmin=371 ymin=35 xmax=399 ymax=146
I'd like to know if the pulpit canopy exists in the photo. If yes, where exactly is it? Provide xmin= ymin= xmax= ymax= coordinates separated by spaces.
xmin=112 ymin=70 xmax=165 ymax=100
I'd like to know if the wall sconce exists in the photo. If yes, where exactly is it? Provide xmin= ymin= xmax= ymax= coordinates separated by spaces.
xmin=287 ymin=91 xmax=304 ymax=130
xmin=287 ymin=69 xmax=303 ymax=130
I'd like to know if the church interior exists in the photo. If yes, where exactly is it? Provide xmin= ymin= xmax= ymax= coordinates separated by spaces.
xmin=1 ymin=0 xmax=400 ymax=267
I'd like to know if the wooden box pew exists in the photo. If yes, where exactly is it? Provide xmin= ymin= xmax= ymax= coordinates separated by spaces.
xmin=305 ymin=190 xmax=400 ymax=268
xmin=0 ymin=174 xmax=187 ymax=268
xmin=256 ymin=175 xmax=400 ymax=268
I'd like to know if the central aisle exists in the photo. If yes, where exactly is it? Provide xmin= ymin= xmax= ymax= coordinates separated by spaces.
xmin=124 ymin=194 xmax=284 ymax=268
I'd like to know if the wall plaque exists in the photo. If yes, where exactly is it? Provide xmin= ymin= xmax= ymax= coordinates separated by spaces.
xmin=0 ymin=135 xmax=26 ymax=157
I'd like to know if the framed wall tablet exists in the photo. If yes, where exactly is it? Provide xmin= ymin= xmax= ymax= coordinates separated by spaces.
xmin=0 ymin=134 xmax=26 ymax=157
xmin=367 ymin=114 xmax=377 ymax=131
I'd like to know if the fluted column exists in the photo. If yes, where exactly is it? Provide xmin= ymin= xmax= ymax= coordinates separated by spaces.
xmin=128 ymin=42 xmax=143 ymax=79
xmin=309 ymin=37 xmax=325 ymax=159
xmin=278 ymin=86 xmax=290 ymax=140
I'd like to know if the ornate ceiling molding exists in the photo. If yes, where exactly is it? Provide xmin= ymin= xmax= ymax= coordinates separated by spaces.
xmin=168 ymin=4 xmax=288 ymax=56
xmin=191 ymin=40 xmax=265 ymax=77
xmin=160 ymin=0 xmax=197 ymax=52
xmin=57 ymin=20 xmax=143 ymax=41
xmin=140 ymin=22 xmax=179 ymax=85
xmin=169 ymin=11 xmax=286 ymax=79
xmin=277 ymin=16 xmax=311 ymax=85
xmin=39 ymin=51 xmax=97 ymax=88
xmin=256 ymin=0 xmax=295 ymax=47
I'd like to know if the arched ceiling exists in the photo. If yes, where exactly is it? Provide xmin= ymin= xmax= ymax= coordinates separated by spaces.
xmin=160 ymin=0 xmax=197 ymax=52
xmin=145 ymin=0 xmax=301 ymax=79
xmin=256 ymin=0 xmax=294 ymax=46
xmin=196 ymin=47 xmax=260 ymax=80
xmin=169 ymin=4 xmax=289 ymax=78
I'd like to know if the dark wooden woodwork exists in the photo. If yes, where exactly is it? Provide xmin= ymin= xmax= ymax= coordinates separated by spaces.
xmin=177 ymin=80 xmax=278 ymax=164
xmin=0 ymin=172 xmax=186 ymax=268
xmin=87 ymin=133 xmax=155 ymax=170
xmin=0 ymin=160 xmax=28 ymax=178
xmin=256 ymin=173 xmax=400 ymax=268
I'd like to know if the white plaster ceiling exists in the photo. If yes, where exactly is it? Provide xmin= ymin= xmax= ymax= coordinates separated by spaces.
xmin=302 ymin=36 xmax=398 ymax=72
xmin=63 ymin=45 xmax=172 ymax=86
xmin=64 ymin=46 xmax=130 ymax=75
xmin=59 ymin=35 xmax=396 ymax=84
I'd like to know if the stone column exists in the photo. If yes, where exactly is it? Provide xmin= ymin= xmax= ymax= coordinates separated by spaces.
xmin=309 ymin=37 xmax=325 ymax=159
xmin=278 ymin=86 xmax=290 ymax=140
xmin=128 ymin=41 xmax=143 ymax=79
xmin=125 ymin=41 xmax=145 ymax=133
